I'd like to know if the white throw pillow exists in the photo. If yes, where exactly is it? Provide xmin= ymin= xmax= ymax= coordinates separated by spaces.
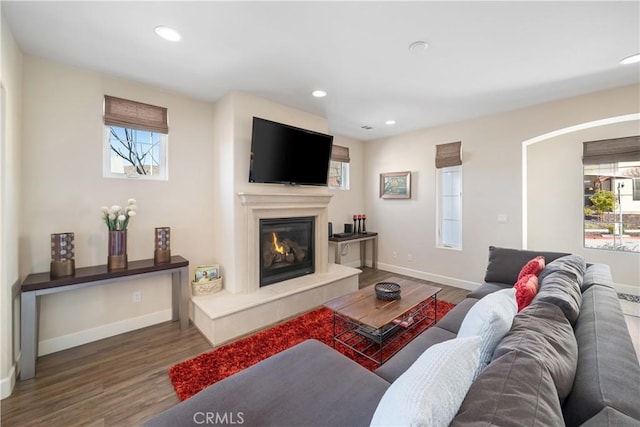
xmin=457 ymin=287 xmax=517 ymax=377
xmin=370 ymin=336 xmax=481 ymax=427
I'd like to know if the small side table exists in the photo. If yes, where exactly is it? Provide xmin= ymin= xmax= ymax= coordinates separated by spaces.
xmin=329 ymin=232 xmax=378 ymax=269
xmin=19 ymin=255 xmax=189 ymax=380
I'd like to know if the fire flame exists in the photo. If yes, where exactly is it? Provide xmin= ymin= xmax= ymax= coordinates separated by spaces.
xmin=272 ymin=232 xmax=285 ymax=254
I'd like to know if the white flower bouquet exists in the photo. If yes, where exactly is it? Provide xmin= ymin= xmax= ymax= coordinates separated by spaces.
xmin=101 ymin=198 xmax=137 ymax=230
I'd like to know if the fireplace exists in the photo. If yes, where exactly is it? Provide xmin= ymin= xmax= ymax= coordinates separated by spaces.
xmin=260 ymin=217 xmax=315 ymax=287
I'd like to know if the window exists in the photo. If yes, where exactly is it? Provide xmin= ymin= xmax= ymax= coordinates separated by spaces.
xmin=438 ymin=166 xmax=462 ymax=248
xmin=103 ymin=95 xmax=168 ymax=180
xmin=435 ymin=142 xmax=463 ymax=249
xmin=583 ymin=136 xmax=640 ymax=252
xmin=328 ymin=144 xmax=350 ymax=190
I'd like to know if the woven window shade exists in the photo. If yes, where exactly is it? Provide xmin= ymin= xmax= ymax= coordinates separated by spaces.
xmin=104 ymin=95 xmax=168 ymax=134
xmin=582 ymin=136 xmax=639 ymax=165
xmin=331 ymin=145 xmax=350 ymax=163
xmin=435 ymin=141 xmax=462 ymax=168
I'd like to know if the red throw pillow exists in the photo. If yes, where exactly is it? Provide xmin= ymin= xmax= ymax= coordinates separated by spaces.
xmin=517 ymin=256 xmax=546 ymax=281
xmin=514 ymin=274 xmax=539 ymax=312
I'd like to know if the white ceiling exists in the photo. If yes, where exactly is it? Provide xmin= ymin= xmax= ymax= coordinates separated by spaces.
xmin=3 ymin=1 xmax=639 ymax=140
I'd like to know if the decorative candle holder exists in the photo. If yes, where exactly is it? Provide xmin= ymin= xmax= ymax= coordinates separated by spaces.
xmin=154 ymin=227 xmax=171 ymax=264
xmin=50 ymin=232 xmax=75 ymax=279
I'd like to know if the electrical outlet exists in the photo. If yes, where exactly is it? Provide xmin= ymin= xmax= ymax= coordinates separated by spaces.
xmin=392 ymin=251 xmax=397 ymax=259
xmin=407 ymin=253 xmax=413 ymax=261
xmin=133 ymin=291 xmax=141 ymax=303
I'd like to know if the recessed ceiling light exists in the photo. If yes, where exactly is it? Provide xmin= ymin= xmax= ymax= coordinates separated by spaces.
xmin=155 ymin=26 xmax=181 ymax=42
xmin=312 ymin=90 xmax=327 ymax=98
xmin=409 ymin=40 xmax=429 ymax=53
xmin=620 ymin=53 xmax=640 ymax=65
xmin=385 ymin=120 xmax=396 ymax=125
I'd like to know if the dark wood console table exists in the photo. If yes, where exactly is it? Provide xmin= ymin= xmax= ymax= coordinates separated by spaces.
xmin=329 ymin=232 xmax=378 ymax=269
xmin=20 ymin=255 xmax=189 ymax=380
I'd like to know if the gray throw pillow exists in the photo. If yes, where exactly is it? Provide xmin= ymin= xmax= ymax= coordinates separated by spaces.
xmin=493 ymin=302 xmax=578 ymax=400
xmin=451 ymin=350 xmax=564 ymax=427
xmin=533 ymin=254 xmax=585 ymax=324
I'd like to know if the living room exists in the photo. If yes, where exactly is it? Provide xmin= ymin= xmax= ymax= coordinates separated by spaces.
xmin=1 ymin=1 xmax=639 ymax=425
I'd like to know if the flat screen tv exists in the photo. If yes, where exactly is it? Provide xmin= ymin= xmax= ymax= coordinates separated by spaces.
xmin=249 ymin=117 xmax=334 ymax=186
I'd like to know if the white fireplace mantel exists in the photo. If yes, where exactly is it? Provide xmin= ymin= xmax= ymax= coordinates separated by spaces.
xmin=190 ymin=191 xmax=358 ymax=346
xmin=238 ymin=192 xmax=333 ymax=207
xmin=236 ymin=192 xmax=333 ymax=293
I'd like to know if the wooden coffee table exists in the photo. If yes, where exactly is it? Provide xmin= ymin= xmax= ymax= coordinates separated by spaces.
xmin=324 ymin=278 xmax=441 ymax=365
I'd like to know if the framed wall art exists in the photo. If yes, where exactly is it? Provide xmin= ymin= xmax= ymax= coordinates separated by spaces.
xmin=380 ymin=171 xmax=411 ymax=199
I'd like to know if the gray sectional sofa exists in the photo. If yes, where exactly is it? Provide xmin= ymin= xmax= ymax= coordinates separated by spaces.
xmin=146 ymin=247 xmax=640 ymax=426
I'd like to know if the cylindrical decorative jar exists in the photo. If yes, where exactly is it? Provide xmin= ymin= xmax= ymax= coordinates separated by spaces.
xmin=50 ymin=232 xmax=75 ymax=279
xmin=108 ymin=230 xmax=127 ymax=270
xmin=154 ymin=227 xmax=171 ymax=264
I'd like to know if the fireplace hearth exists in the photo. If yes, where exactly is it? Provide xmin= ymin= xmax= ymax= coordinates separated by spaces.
xmin=260 ymin=217 xmax=315 ymax=287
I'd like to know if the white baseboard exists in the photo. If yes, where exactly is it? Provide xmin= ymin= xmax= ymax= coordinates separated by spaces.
xmin=376 ymin=262 xmax=480 ymax=291
xmin=614 ymin=283 xmax=640 ymax=297
xmin=373 ymin=262 xmax=639 ymax=296
xmin=38 ymin=309 xmax=172 ymax=356
xmin=0 ymin=363 xmax=16 ymax=399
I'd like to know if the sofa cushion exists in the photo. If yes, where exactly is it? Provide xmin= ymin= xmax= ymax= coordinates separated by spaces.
xmin=145 ymin=339 xmax=389 ymax=427
xmin=493 ymin=301 xmax=577 ymax=400
xmin=483 ymin=246 xmax=570 ymax=285
xmin=533 ymin=254 xmax=585 ymax=324
xmin=581 ymin=262 xmax=614 ymax=292
xmin=374 ymin=326 xmax=456 ymax=383
xmin=450 ymin=350 xmax=564 ymax=427
xmin=457 ymin=288 xmax=517 ymax=376
xmin=562 ymin=284 xmax=640 ymax=426
xmin=371 ymin=336 xmax=481 ymax=427
xmin=517 ymin=255 xmax=545 ymax=281
xmin=466 ymin=282 xmax=510 ymax=300
xmin=433 ymin=298 xmax=478 ymax=334
xmin=513 ymin=274 xmax=538 ymax=311
xmin=579 ymin=407 xmax=640 ymax=427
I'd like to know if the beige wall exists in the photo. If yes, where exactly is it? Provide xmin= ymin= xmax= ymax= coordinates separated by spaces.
xmin=365 ymin=84 xmax=640 ymax=292
xmin=327 ymin=134 xmax=366 ymax=267
xmin=20 ymin=57 xmax=217 ymax=354
xmin=16 ymin=59 xmax=368 ymax=362
xmin=528 ymin=118 xmax=640 ymax=291
xmin=1 ymin=16 xmax=23 ymax=398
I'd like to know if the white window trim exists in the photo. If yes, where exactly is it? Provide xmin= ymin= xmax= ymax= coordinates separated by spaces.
xmin=436 ymin=165 xmax=463 ymax=250
xmin=328 ymin=160 xmax=350 ymax=190
xmin=103 ymin=126 xmax=169 ymax=181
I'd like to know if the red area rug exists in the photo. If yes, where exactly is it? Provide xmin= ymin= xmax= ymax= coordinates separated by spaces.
xmin=169 ymin=302 xmax=455 ymax=400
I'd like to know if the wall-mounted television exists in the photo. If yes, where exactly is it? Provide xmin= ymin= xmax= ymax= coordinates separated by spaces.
xmin=249 ymin=117 xmax=334 ymax=186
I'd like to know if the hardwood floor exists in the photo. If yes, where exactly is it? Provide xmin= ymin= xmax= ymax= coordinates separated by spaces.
xmin=1 ymin=268 xmax=468 ymax=426
xmin=1 ymin=321 xmax=211 ymax=426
